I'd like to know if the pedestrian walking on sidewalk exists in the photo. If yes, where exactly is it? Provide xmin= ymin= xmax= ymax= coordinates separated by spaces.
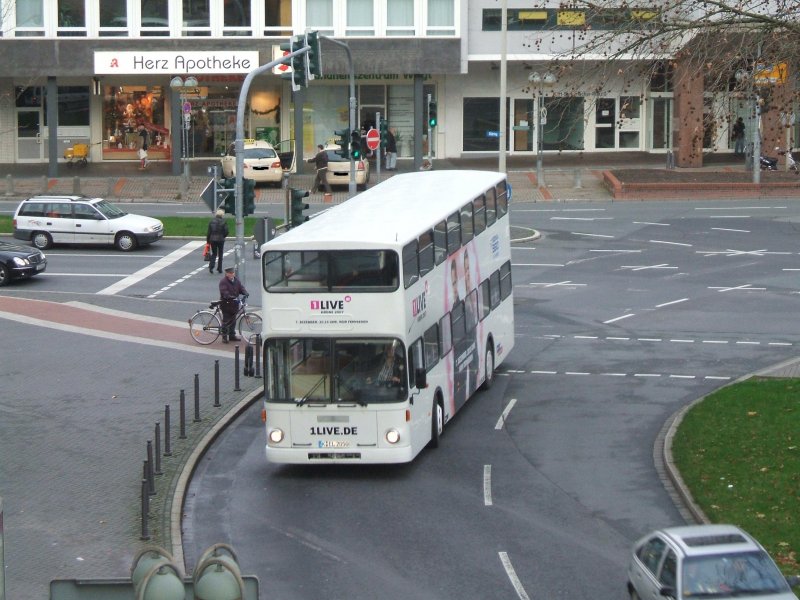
xmin=308 ymin=144 xmax=332 ymax=195
xmin=206 ymin=209 xmax=228 ymax=274
xmin=732 ymin=117 xmax=745 ymax=155
xmin=137 ymin=124 xmax=150 ymax=169
xmin=219 ymin=266 xmax=248 ymax=343
xmin=385 ymin=127 xmax=397 ymax=170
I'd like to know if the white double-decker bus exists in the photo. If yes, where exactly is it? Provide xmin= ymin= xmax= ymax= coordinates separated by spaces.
xmin=260 ymin=170 xmax=514 ymax=464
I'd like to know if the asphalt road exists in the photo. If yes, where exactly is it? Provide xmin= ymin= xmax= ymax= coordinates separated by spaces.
xmin=183 ymin=199 xmax=800 ymax=599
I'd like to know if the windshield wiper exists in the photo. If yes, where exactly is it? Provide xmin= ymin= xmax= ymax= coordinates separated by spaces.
xmin=296 ymin=375 xmax=327 ymax=406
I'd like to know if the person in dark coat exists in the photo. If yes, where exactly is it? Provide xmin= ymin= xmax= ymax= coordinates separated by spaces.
xmin=308 ymin=144 xmax=332 ymax=194
xmin=385 ymin=127 xmax=397 ymax=170
xmin=206 ymin=209 xmax=228 ymax=274
xmin=218 ymin=266 xmax=248 ymax=343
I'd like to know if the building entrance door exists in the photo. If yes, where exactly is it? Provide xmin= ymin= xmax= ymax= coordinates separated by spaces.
xmin=511 ymin=98 xmax=534 ymax=153
xmin=17 ymin=108 xmax=45 ymax=161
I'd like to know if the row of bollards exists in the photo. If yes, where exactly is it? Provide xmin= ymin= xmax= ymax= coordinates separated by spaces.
xmin=140 ymin=340 xmax=262 ymax=541
xmin=4 ymin=174 xmax=154 ymax=198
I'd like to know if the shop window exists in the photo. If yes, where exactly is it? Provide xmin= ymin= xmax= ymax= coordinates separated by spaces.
xmin=59 ymin=86 xmax=90 ymax=126
xmin=387 ymin=0 xmax=414 ymax=36
xmin=264 ymin=0 xmax=292 ymax=36
xmin=103 ymin=86 xmax=166 ymax=160
xmin=463 ymin=97 xmax=500 ymax=152
xmin=543 ymin=96 xmax=585 ymax=151
xmin=347 ymin=0 xmax=374 ymax=36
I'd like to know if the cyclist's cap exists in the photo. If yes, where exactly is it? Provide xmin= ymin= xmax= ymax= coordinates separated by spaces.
xmin=224 ymin=266 xmax=236 ymax=273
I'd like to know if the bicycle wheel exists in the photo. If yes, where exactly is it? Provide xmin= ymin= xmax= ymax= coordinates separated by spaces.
xmin=189 ymin=310 xmax=222 ymax=345
xmin=238 ymin=312 xmax=263 ymax=344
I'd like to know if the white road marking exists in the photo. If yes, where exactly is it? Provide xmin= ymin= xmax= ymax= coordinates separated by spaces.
xmin=711 ymin=227 xmax=750 ymax=233
xmin=40 ymin=273 xmax=130 ymax=277
xmin=695 ymin=206 xmax=784 ymax=210
xmin=590 ymin=249 xmax=641 ymax=253
xmin=495 ymin=398 xmax=517 ymax=430
xmin=551 ymin=216 xmax=613 ymax=221
xmin=638 ymin=338 xmax=662 ymax=342
xmin=147 ymin=248 xmax=236 ymax=299
xmin=620 ymin=263 xmax=677 ymax=271
xmin=708 ymin=284 xmax=765 ymax=292
xmin=499 ymin=553 xmax=531 ymax=600
xmin=604 ymin=313 xmax=635 ymax=324
xmin=529 ymin=281 xmax=586 ymax=288
xmin=572 ymin=232 xmax=614 ymax=238
xmin=483 ymin=465 xmax=493 ymax=506
xmin=634 ymin=221 xmax=669 ymax=226
xmin=522 ymin=370 xmax=732 ymax=380
xmin=513 ymin=263 xmax=564 ymax=267
xmin=649 ymin=240 xmax=692 ymax=247
xmin=656 ymin=298 xmax=689 ymax=308
xmin=97 ymin=241 xmax=205 ymax=296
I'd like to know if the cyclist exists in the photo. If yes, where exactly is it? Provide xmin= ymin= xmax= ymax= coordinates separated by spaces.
xmin=219 ymin=265 xmax=249 ymax=343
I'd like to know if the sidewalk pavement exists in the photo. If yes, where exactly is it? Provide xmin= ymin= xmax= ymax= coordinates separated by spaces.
xmin=0 ymin=151 xmax=749 ymax=207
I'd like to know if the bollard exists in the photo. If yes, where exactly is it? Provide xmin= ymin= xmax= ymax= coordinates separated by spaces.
xmin=244 ymin=344 xmax=253 ymax=377
xmin=573 ymin=169 xmax=583 ymax=189
xmin=140 ymin=479 xmax=151 ymax=540
xmin=180 ymin=388 xmax=187 ymax=439
xmin=192 ymin=373 xmax=200 ymax=425
xmin=214 ymin=360 xmax=221 ymax=407
xmin=40 ymin=175 xmax=48 ymax=194
xmin=666 ymin=150 xmax=676 ymax=170
xmin=234 ymin=345 xmax=241 ymax=391
xmin=107 ymin=177 xmax=115 ymax=197
xmin=145 ymin=451 xmax=155 ymax=496
xmin=5 ymin=174 xmax=14 ymax=197
xmin=142 ymin=177 xmax=151 ymax=199
xmin=154 ymin=423 xmax=162 ymax=475
xmin=72 ymin=175 xmax=81 ymax=195
xmin=254 ymin=335 xmax=262 ymax=378
xmin=164 ymin=403 xmax=172 ymax=457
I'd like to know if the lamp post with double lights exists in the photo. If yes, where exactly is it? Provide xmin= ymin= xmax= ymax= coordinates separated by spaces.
xmin=169 ymin=75 xmax=198 ymax=194
xmin=528 ymin=71 xmax=557 ymax=186
xmin=735 ymin=67 xmax=761 ymax=185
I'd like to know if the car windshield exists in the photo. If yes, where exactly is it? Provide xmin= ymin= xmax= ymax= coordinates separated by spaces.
xmin=93 ymin=200 xmax=127 ymax=219
xmin=681 ymin=551 xmax=790 ymax=597
xmin=243 ymin=147 xmax=277 ymax=159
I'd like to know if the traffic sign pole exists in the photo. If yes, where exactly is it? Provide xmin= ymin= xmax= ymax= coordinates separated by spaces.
xmin=368 ymin=121 xmax=380 ymax=179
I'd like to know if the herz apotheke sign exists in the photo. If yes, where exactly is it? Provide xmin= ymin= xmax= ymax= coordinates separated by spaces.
xmin=94 ymin=51 xmax=260 ymax=75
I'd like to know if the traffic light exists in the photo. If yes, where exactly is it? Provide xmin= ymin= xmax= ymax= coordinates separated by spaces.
xmin=290 ymin=187 xmax=310 ymax=227
xmin=350 ymin=130 xmax=362 ymax=160
xmin=306 ymin=31 xmax=322 ymax=80
xmin=290 ymin=34 xmax=308 ymax=90
xmin=220 ymin=177 xmax=236 ymax=214
xmin=243 ymin=178 xmax=256 ymax=216
xmin=428 ymin=100 xmax=438 ymax=128
xmin=334 ymin=128 xmax=350 ymax=159
xmin=379 ymin=118 xmax=389 ymax=148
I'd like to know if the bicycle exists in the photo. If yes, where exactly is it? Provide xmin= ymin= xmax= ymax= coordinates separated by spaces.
xmin=188 ymin=295 xmax=262 ymax=345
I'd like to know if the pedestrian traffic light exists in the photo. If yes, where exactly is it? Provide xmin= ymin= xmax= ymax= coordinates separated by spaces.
xmin=306 ymin=31 xmax=322 ymax=80
xmin=428 ymin=100 xmax=438 ymax=128
xmin=334 ymin=128 xmax=350 ymax=159
xmin=220 ymin=177 xmax=236 ymax=214
xmin=290 ymin=187 xmax=310 ymax=227
xmin=379 ymin=118 xmax=389 ymax=148
xmin=351 ymin=130 xmax=362 ymax=160
xmin=290 ymin=34 xmax=308 ymax=90
xmin=243 ymin=178 xmax=256 ymax=215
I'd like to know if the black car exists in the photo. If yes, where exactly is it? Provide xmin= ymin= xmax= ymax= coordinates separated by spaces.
xmin=0 ymin=240 xmax=47 ymax=286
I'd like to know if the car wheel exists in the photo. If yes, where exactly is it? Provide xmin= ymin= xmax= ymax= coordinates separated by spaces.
xmin=115 ymin=232 xmax=138 ymax=252
xmin=428 ymin=398 xmax=443 ymax=448
xmin=0 ymin=263 xmax=9 ymax=287
xmin=32 ymin=231 xmax=53 ymax=250
xmin=481 ymin=345 xmax=495 ymax=390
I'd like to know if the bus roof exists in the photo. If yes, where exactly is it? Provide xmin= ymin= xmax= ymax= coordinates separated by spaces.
xmin=267 ymin=170 xmax=506 ymax=249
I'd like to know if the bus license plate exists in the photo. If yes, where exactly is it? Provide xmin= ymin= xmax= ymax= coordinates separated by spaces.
xmin=320 ymin=440 xmax=350 ymax=448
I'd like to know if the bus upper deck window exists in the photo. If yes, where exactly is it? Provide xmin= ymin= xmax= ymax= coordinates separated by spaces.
xmin=402 ymin=241 xmax=419 ymax=288
xmin=496 ymin=181 xmax=508 ymax=216
xmin=446 ymin=212 xmax=461 ymax=256
xmin=433 ymin=220 xmax=447 ymax=265
xmin=486 ymin=190 xmax=497 ymax=226
xmin=460 ymin=202 xmax=474 ymax=245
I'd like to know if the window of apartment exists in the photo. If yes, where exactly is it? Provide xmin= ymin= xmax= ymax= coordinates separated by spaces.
xmin=16 ymin=0 xmax=44 ymax=35
xmin=141 ymin=0 xmax=170 ymax=36
xmin=483 ymin=7 xmax=657 ymax=31
xmin=264 ymin=0 xmax=292 ymax=36
xmin=99 ymin=0 xmax=128 ymax=36
xmin=58 ymin=0 xmax=86 ymax=35
xmin=346 ymin=0 xmax=373 ymax=36
xmin=427 ymin=0 xmax=454 ymax=35
xmin=224 ymin=0 xmax=252 ymax=35
xmin=307 ymin=0 xmax=334 ymax=36
xmin=183 ymin=0 xmax=211 ymax=35
xmin=387 ymin=0 xmax=414 ymax=36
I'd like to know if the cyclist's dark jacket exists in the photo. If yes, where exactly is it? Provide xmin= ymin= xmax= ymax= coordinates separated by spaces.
xmin=219 ymin=275 xmax=248 ymax=301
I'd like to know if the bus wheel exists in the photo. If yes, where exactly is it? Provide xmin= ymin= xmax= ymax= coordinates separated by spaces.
xmin=481 ymin=347 xmax=495 ymax=390
xmin=429 ymin=399 xmax=443 ymax=448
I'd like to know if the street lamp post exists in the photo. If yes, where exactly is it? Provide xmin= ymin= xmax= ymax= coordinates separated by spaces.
xmin=169 ymin=76 xmax=198 ymax=195
xmin=529 ymin=71 xmax=557 ymax=186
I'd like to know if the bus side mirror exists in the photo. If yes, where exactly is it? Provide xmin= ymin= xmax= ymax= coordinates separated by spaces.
xmin=415 ymin=368 xmax=427 ymax=389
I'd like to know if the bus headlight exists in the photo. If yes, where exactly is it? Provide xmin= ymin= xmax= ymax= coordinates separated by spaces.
xmin=268 ymin=428 xmax=284 ymax=444
xmin=385 ymin=429 xmax=401 ymax=444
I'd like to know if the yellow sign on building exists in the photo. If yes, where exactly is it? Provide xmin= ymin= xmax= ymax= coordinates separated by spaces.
xmin=754 ymin=62 xmax=788 ymax=85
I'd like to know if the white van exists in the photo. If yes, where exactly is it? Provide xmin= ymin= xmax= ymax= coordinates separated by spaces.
xmin=13 ymin=195 xmax=163 ymax=251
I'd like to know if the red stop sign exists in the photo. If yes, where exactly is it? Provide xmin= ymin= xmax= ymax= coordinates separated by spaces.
xmin=366 ymin=128 xmax=380 ymax=151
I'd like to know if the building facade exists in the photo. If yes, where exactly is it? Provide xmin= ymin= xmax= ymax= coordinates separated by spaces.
xmin=0 ymin=0 xmax=794 ymax=167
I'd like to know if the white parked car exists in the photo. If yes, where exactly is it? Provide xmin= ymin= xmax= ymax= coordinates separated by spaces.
xmin=322 ymin=146 xmax=370 ymax=191
xmin=628 ymin=524 xmax=799 ymax=600
xmin=220 ymin=139 xmax=285 ymax=185
xmin=13 ymin=195 xmax=163 ymax=251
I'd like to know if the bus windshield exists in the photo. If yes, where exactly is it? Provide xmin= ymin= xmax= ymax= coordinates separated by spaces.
xmin=263 ymin=250 xmax=399 ymax=292
xmin=266 ymin=337 xmax=408 ymax=404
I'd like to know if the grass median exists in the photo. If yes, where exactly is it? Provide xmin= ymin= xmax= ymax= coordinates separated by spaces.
xmin=672 ymin=376 xmax=800 ymax=577
xmin=0 ymin=215 xmax=285 ymax=238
